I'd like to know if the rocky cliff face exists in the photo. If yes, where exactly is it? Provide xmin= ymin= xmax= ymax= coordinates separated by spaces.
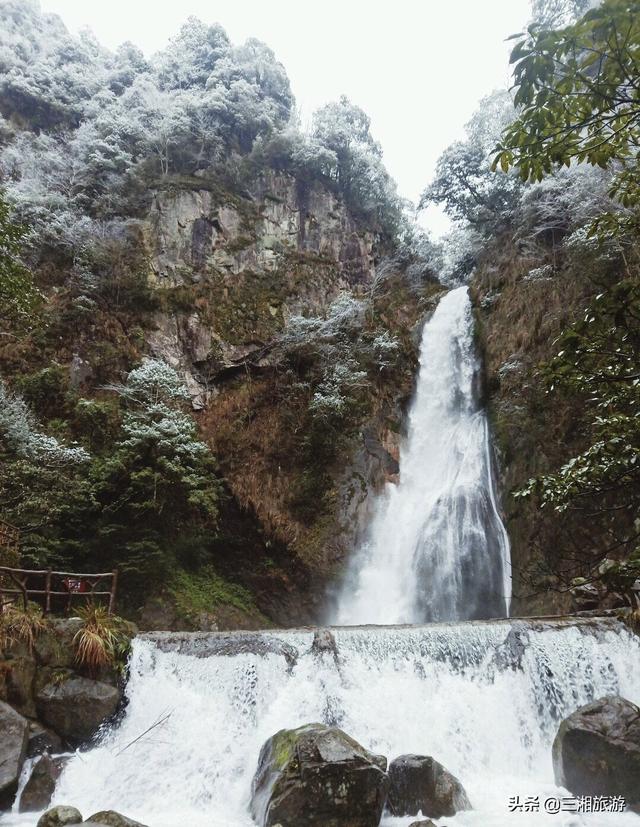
xmin=97 ymin=171 xmax=430 ymax=628
xmin=141 ymin=172 xmax=377 ymax=410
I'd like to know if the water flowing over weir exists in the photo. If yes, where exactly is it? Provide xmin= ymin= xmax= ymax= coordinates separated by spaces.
xmin=335 ymin=286 xmax=511 ymax=625
xmin=6 ymin=619 xmax=640 ymax=827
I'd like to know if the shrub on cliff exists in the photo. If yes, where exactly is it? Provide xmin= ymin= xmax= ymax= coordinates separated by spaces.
xmin=0 ymin=192 xmax=41 ymax=328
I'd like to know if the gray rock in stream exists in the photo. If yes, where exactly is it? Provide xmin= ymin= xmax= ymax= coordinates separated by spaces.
xmin=85 ymin=811 xmax=149 ymax=826
xmin=19 ymin=754 xmax=68 ymax=812
xmin=37 ymin=806 xmax=83 ymax=826
xmin=27 ymin=721 xmax=64 ymax=757
xmin=553 ymin=695 xmax=640 ymax=804
xmin=311 ymin=629 xmax=339 ymax=659
xmin=36 ymin=676 xmax=120 ymax=742
xmin=250 ymin=723 xmax=389 ymax=826
xmin=387 ymin=754 xmax=471 ymax=818
xmin=0 ymin=700 xmax=29 ymax=809
xmin=492 ymin=625 xmax=528 ymax=671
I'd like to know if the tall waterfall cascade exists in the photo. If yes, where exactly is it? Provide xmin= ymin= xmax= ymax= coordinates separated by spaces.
xmin=335 ymin=285 xmax=511 ymax=625
xmin=5 ymin=620 xmax=640 ymax=827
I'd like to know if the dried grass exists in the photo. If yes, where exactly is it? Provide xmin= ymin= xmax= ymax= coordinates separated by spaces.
xmin=73 ymin=602 xmax=125 ymax=676
xmin=0 ymin=603 xmax=48 ymax=653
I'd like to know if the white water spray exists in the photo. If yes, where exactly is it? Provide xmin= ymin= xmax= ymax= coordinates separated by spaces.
xmin=5 ymin=619 xmax=640 ymax=827
xmin=335 ymin=286 xmax=511 ymax=625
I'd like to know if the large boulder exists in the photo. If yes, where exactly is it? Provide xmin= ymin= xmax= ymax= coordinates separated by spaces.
xmin=552 ymin=695 xmax=640 ymax=803
xmin=250 ymin=723 xmax=389 ymax=827
xmin=387 ymin=754 xmax=471 ymax=818
xmin=36 ymin=805 xmax=83 ymax=826
xmin=85 ymin=811 xmax=148 ymax=826
xmin=36 ymin=676 xmax=120 ymax=742
xmin=0 ymin=700 xmax=28 ymax=808
xmin=19 ymin=754 xmax=68 ymax=812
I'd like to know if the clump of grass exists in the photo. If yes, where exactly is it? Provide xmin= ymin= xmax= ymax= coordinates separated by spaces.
xmin=170 ymin=566 xmax=259 ymax=627
xmin=73 ymin=602 xmax=129 ymax=677
xmin=0 ymin=602 xmax=49 ymax=653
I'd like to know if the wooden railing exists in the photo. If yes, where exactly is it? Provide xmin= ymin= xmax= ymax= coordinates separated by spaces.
xmin=0 ymin=567 xmax=118 ymax=615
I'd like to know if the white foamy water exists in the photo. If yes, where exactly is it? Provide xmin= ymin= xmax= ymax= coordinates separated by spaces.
xmin=335 ymin=286 xmax=511 ymax=625
xmin=4 ymin=619 xmax=640 ymax=827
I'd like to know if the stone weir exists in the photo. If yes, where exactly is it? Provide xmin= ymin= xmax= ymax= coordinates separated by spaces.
xmin=138 ymin=613 xmax=630 ymax=662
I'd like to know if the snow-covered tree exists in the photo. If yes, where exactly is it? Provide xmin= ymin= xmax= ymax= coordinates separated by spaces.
xmin=0 ymin=1 xmax=109 ymax=128
xmin=95 ymin=360 xmax=221 ymax=579
xmin=518 ymin=165 xmax=617 ymax=242
xmin=153 ymin=17 xmax=230 ymax=90
xmin=311 ymin=96 xmax=403 ymax=234
xmin=0 ymin=377 xmax=89 ymax=466
xmin=105 ymin=359 xmax=190 ymax=406
xmin=309 ymin=360 xmax=368 ymax=423
xmin=529 ymin=0 xmax=594 ymax=29
xmin=421 ymin=90 xmax=523 ymax=234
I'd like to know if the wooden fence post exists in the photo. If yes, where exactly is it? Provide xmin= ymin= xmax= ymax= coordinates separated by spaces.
xmin=45 ymin=569 xmax=52 ymax=615
xmin=109 ymin=569 xmax=118 ymax=615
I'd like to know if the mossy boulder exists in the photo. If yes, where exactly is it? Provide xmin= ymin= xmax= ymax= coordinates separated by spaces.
xmin=36 ymin=805 xmax=83 ymax=826
xmin=387 ymin=754 xmax=471 ymax=819
xmin=250 ymin=723 xmax=389 ymax=827
xmin=553 ymin=695 xmax=640 ymax=804
xmin=3 ymin=654 xmax=37 ymax=716
xmin=85 ymin=811 xmax=149 ymax=826
xmin=33 ymin=620 xmax=84 ymax=669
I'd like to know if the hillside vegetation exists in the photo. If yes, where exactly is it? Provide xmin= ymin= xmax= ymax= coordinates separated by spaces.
xmin=0 ymin=1 xmax=436 ymax=626
xmin=2 ymin=0 xmax=639 ymax=622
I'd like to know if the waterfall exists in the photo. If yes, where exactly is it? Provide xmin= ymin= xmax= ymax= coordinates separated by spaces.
xmin=335 ymin=286 xmax=511 ymax=625
xmin=5 ymin=619 xmax=640 ymax=827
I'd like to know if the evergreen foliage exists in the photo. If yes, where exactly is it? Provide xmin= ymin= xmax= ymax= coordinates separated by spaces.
xmin=494 ymin=0 xmax=640 ymax=592
xmin=0 ymin=359 xmax=222 ymax=600
xmin=0 ymin=191 xmax=40 ymax=326
xmin=494 ymin=0 xmax=640 ymax=207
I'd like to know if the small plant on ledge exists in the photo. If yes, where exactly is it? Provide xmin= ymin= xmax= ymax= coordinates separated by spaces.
xmin=73 ymin=602 xmax=131 ymax=678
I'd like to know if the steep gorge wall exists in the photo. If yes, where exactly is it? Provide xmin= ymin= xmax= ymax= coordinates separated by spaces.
xmin=472 ymin=242 xmax=601 ymax=616
xmin=139 ymin=172 xmax=432 ymax=626
xmin=6 ymin=166 xmax=433 ymax=629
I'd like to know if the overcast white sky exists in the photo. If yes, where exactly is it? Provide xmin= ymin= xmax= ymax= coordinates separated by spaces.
xmin=39 ymin=0 xmax=531 ymax=235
